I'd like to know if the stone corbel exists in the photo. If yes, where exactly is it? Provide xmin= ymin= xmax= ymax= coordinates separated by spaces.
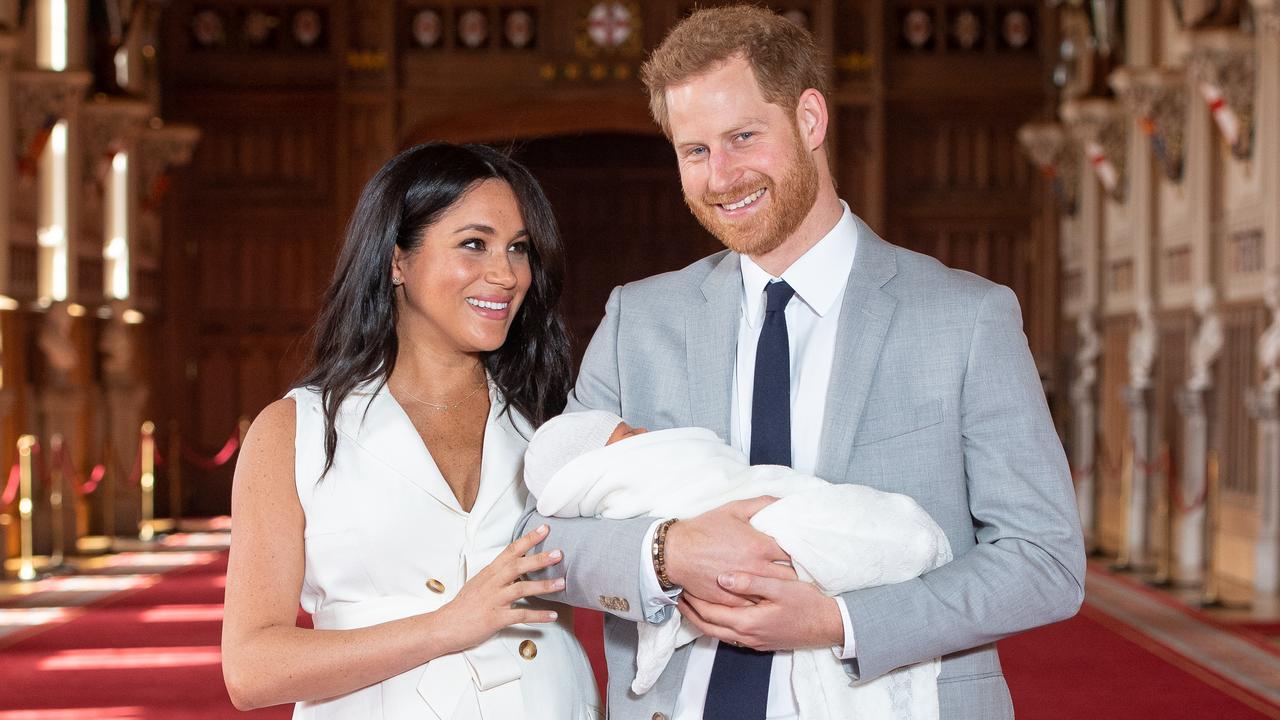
xmin=1250 ymin=0 xmax=1280 ymax=33
xmin=1188 ymin=32 xmax=1257 ymax=161
xmin=1110 ymin=66 xmax=1188 ymax=182
xmin=1061 ymin=98 xmax=1128 ymax=203
xmin=80 ymin=97 xmax=151 ymax=196
xmin=13 ymin=70 xmax=92 ymax=170
xmin=1017 ymin=121 xmax=1081 ymax=215
xmin=135 ymin=122 xmax=200 ymax=216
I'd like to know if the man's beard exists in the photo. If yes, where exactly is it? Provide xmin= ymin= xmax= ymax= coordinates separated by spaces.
xmin=684 ymin=129 xmax=820 ymax=257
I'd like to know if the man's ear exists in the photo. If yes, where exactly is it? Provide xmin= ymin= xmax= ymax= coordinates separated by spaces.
xmin=795 ymin=89 xmax=829 ymax=152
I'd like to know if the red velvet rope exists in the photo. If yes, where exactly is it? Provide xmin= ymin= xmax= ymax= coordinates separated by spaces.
xmin=180 ymin=433 xmax=240 ymax=470
xmin=0 ymin=460 xmax=18 ymax=506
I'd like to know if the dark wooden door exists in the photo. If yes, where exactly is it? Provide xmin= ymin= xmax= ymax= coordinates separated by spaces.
xmin=512 ymin=133 xmax=720 ymax=361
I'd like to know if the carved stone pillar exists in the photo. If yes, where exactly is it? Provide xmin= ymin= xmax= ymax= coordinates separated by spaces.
xmin=1017 ymin=122 xmax=1081 ymax=215
xmin=1187 ymin=32 xmax=1257 ymax=161
xmin=1110 ymin=67 xmax=1187 ymax=182
xmin=1175 ymin=388 xmax=1210 ymax=583
xmin=1061 ymin=99 xmax=1128 ymax=204
xmin=1248 ymin=387 xmax=1280 ymax=595
xmin=1121 ymin=301 xmax=1158 ymax=566
xmin=1253 ymin=271 xmax=1280 ymax=595
xmin=1069 ymin=311 xmax=1101 ymax=547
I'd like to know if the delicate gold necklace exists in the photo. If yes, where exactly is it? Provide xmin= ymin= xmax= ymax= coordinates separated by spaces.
xmin=398 ymin=380 xmax=487 ymax=411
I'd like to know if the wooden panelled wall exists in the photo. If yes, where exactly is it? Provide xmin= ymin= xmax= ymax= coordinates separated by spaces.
xmin=158 ymin=0 xmax=1056 ymax=515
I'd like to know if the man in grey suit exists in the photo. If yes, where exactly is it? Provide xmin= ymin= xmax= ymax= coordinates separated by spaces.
xmin=523 ymin=6 xmax=1084 ymax=719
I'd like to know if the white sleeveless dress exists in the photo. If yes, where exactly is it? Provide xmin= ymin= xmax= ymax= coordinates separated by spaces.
xmin=287 ymin=381 xmax=601 ymax=720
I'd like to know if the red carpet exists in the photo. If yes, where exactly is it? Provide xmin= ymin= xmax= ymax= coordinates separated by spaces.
xmin=0 ymin=555 xmax=288 ymax=719
xmin=1001 ymin=605 xmax=1280 ymax=719
xmin=3 ymin=550 xmax=1278 ymax=718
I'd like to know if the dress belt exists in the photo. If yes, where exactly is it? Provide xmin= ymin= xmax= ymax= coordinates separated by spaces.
xmin=312 ymin=595 xmax=525 ymax=720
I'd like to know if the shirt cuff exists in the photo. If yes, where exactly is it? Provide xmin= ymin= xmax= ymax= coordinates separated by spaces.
xmin=638 ymin=518 xmax=681 ymax=624
xmin=832 ymin=596 xmax=857 ymax=659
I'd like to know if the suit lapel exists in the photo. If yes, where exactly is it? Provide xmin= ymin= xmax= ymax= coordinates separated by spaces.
xmin=816 ymin=218 xmax=900 ymax=482
xmin=686 ymin=251 xmax=741 ymax=442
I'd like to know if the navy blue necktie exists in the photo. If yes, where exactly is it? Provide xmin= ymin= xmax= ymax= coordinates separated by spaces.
xmin=703 ymin=279 xmax=795 ymax=720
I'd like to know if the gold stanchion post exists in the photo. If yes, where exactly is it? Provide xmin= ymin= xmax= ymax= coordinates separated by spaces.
xmin=168 ymin=422 xmax=183 ymax=531
xmin=139 ymin=421 xmax=156 ymax=542
xmin=1112 ymin=441 xmax=1134 ymax=570
xmin=48 ymin=434 xmax=65 ymax=568
xmin=1149 ymin=443 xmax=1174 ymax=587
xmin=16 ymin=435 xmax=36 ymax=581
xmin=1199 ymin=450 xmax=1227 ymax=607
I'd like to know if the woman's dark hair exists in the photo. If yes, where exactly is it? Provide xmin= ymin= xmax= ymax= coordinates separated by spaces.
xmin=297 ymin=142 xmax=572 ymax=475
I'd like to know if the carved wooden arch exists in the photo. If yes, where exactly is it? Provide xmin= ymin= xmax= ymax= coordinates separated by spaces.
xmin=399 ymin=95 xmax=660 ymax=146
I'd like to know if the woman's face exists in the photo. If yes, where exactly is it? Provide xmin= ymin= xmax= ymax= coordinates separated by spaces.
xmin=392 ymin=179 xmax=533 ymax=357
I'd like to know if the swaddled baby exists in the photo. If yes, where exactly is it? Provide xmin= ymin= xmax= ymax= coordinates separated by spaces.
xmin=524 ymin=411 xmax=953 ymax=720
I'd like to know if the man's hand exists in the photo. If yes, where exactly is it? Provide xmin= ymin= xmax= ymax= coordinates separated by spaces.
xmin=665 ymin=497 xmax=795 ymax=606
xmin=679 ymin=572 xmax=844 ymax=652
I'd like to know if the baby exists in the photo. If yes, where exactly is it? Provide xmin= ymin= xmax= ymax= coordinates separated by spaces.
xmin=524 ymin=411 xmax=953 ymax=720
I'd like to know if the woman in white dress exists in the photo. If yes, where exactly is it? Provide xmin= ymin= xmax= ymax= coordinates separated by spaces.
xmin=221 ymin=143 xmax=601 ymax=719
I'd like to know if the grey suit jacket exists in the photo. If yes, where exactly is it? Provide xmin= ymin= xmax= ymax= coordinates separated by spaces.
xmin=523 ymin=217 xmax=1085 ymax=720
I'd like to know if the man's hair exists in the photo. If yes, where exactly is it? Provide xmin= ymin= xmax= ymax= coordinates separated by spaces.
xmin=640 ymin=5 xmax=828 ymax=138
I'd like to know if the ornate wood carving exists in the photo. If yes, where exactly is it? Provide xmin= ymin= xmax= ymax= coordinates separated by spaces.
xmin=1109 ymin=67 xmax=1186 ymax=182
xmin=79 ymin=98 xmax=151 ymax=195
xmin=1188 ymin=33 xmax=1256 ymax=161
xmin=13 ymin=70 xmax=92 ymax=161
xmin=1017 ymin=121 xmax=1080 ymax=215
xmin=1061 ymin=99 xmax=1128 ymax=203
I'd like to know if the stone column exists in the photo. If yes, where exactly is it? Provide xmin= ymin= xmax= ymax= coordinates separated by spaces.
xmin=1249 ymin=388 xmax=1280 ymax=595
xmin=1174 ymin=388 xmax=1210 ymax=583
xmin=1070 ymin=311 xmax=1102 ymax=547
xmin=1252 ymin=270 xmax=1280 ymax=594
xmin=1123 ymin=300 xmax=1158 ymax=567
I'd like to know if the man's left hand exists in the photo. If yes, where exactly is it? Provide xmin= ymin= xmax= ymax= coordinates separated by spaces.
xmin=679 ymin=572 xmax=844 ymax=652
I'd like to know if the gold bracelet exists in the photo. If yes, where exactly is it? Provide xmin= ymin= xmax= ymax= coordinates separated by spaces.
xmin=652 ymin=518 xmax=679 ymax=591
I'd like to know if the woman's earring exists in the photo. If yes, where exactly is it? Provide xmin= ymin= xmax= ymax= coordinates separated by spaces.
xmin=392 ymin=277 xmax=404 ymax=287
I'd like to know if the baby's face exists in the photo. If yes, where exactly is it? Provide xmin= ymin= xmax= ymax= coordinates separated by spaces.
xmin=606 ymin=421 xmax=649 ymax=445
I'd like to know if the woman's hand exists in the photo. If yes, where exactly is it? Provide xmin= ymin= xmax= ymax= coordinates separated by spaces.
xmin=433 ymin=524 xmax=565 ymax=654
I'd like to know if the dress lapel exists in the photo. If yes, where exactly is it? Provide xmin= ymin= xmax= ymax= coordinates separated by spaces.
xmin=816 ymin=217 xmax=900 ymax=482
xmin=686 ymin=251 xmax=741 ymax=442
xmin=335 ymin=381 xmax=466 ymax=515
xmin=468 ymin=387 xmax=528 ymax=525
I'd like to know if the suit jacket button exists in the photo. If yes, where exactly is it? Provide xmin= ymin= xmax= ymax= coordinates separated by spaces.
xmin=599 ymin=595 xmax=630 ymax=612
xmin=426 ymin=579 xmax=446 ymax=594
xmin=519 ymin=639 xmax=537 ymax=660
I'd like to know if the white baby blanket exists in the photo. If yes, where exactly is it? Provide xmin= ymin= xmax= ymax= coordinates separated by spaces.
xmin=531 ymin=426 xmax=953 ymax=720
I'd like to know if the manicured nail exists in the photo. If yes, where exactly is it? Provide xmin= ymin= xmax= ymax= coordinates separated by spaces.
xmin=548 ymin=611 xmax=558 ymax=620
xmin=549 ymin=549 xmax=563 ymax=560
xmin=536 ymin=524 xmax=549 ymax=535
xmin=718 ymin=573 xmax=735 ymax=589
xmin=553 ymin=578 xmax=566 ymax=590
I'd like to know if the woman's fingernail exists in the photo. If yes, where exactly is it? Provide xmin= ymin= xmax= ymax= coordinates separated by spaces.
xmin=718 ymin=573 xmax=735 ymax=588
xmin=536 ymin=524 xmax=549 ymax=535
xmin=553 ymin=578 xmax=566 ymax=590
xmin=548 ymin=611 xmax=558 ymax=620
xmin=549 ymin=549 xmax=563 ymax=560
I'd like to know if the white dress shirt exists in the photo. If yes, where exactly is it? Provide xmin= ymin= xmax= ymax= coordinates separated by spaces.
xmin=637 ymin=202 xmax=860 ymax=720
